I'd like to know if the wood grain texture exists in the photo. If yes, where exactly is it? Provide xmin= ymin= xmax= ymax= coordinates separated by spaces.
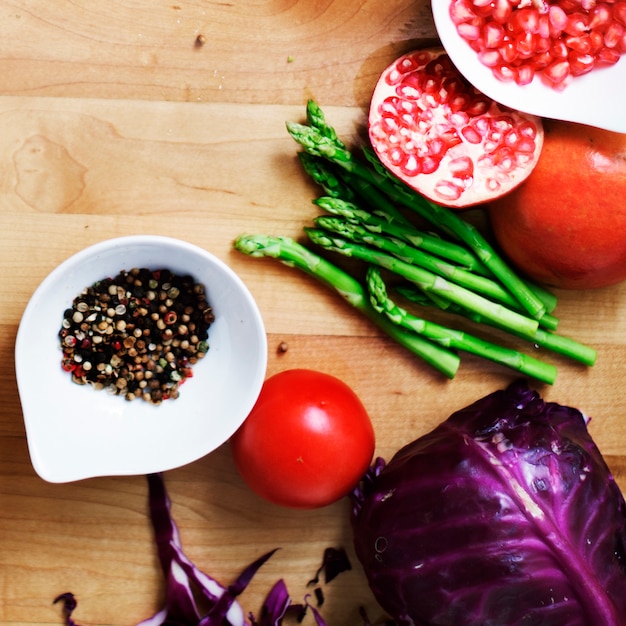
xmin=1 ymin=1 xmax=625 ymax=625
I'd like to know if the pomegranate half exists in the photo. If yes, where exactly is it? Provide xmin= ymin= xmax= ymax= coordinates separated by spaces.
xmin=368 ymin=48 xmax=544 ymax=209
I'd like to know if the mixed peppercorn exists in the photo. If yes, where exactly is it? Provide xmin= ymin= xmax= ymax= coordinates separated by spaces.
xmin=59 ymin=268 xmax=214 ymax=405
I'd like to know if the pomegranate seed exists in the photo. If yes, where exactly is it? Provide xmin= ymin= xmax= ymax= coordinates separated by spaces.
xmin=538 ymin=13 xmax=551 ymax=38
xmin=516 ymin=64 xmax=537 ymax=83
xmin=516 ymin=31 xmax=538 ymax=56
xmin=501 ymin=41 xmax=520 ymax=62
xmin=549 ymin=5 xmax=569 ymax=33
xmin=615 ymin=2 xmax=626 ymax=25
xmin=452 ymin=112 xmax=472 ymax=129
xmin=564 ymin=12 xmax=590 ymax=35
xmin=569 ymin=51 xmax=596 ymax=73
xmin=511 ymin=7 xmax=541 ymax=34
xmin=441 ymin=76 xmax=465 ymax=97
xmin=458 ymin=21 xmax=482 ymax=40
xmin=597 ymin=45 xmax=622 ymax=62
xmin=399 ymin=154 xmax=421 ymax=177
xmin=516 ymin=136 xmax=538 ymax=153
xmin=450 ymin=0 xmax=477 ymax=23
xmin=589 ymin=29 xmax=605 ymax=50
xmin=605 ymin=20 xmax=625 ymax=46
xmin=589 ymin=4 xmax=614 ymax=29
xmin=398 ymin=56 xmax=421 ymax=75
xmin=483 ymin=21 xmax=506 ymax=47
xmin=478 ymin=49 xmax=502 ymax=66
xmin=493 ymin=64 xmax=518 ymax=81
xmin=388 ymin=147 xmax=405 ymax=167
xmin=434 ymin=180 xmax=464 ymax=202
xmin=416 ymin=52 xmax=437 ymax=69
xmin=398 ymin=98 xmax=419 ymax=115
xmin=534 ymin=35 xmax=552 ymax=52
xmin=380 ymin=116 xmax=399 ymax=135
xmin=448 ymin=156 xmax=475 ymax=179
xmin=518 ymin=120 xmax=539 ymax=139
xmin=566 ymin=33 xmax=593 ymax=52
xmin=530 ymin=51 xmax=555 ymax=68
xmin=441 ymin=129 xmax=464 ymax=150
xmin=421 ymin=156 xmax=441 ymax=175
xmin=493 ymin=0 xmax=513 ymax=24
xmin=551 ymin=40 xmax=570 ymax=57
xmin=490 ymin=114 xmax=515 ymax=135
xmin=397 ymin=84 xmax=421 ymax=100
xmin=461 ymin=125 xmax=483 ymax=143
xmin=467 ymin=97 xmax=490 ymax=116
xmin=493 ymin=146 xmax=516 ymax=172
xmin=544 ymin=59 xmax=571 ymax=84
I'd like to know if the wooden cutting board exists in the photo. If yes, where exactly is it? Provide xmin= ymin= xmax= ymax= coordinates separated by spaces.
xmin=1 ymin=2 xmax=625 ymax=624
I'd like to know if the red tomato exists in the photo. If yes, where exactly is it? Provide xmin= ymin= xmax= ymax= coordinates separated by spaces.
xmin=230 ymin=369 xmax=375 ymax=509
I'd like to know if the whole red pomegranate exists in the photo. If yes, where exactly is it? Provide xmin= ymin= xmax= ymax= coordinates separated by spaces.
xmin=489 ymin=120 xmax=626 ymax=290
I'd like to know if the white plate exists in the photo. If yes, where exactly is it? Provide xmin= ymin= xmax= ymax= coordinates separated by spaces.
xmin=15 ymin=235 xmax=267 ymax=483
xmin=432 ymin=1 xmax=626 ymax=133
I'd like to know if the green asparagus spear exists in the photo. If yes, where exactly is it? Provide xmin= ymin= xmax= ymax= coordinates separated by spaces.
xmin=314 ymin=215 xmax=537 ymax=314
xmin=295 ymin=106 xmax=558 ymax=315
xmin=233 ymin=234 xmax=461 ymax=378
xmin=341 ymin=156 xmax=559 ymax=315
xmin=297 ymin=152 xmax=355 ymax=200
xmin=397 ymin=285 xmax=597 ymax=366
xmin=359 ymin=144 xmax=560 ymax=316
xmin=305 ymin=99 xmax=347 ymax=149
xmin=313 ymin=195 xmax=484 ymax=272
xmin=366 ymin=267 xmax=557 ymax=384
xmin=305 ymin=227 xmax=542 ymax=339
xmin=313 ymin=213 xmax=559 ymax=331
xmin=286 ymin=107 xmax=550 ymax=320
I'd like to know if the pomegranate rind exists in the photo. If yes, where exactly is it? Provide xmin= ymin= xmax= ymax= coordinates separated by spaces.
xmin=488 ymin=119 xmax=626 ymax=290
xmin=368 ymin=48 xmax=544 ymax=209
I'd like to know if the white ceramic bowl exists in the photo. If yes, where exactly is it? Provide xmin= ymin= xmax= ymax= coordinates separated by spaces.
xmin=15 ymin=235 xmax=267 ymax=483
xmin=432 ymin=1 xmax=626 ymax=133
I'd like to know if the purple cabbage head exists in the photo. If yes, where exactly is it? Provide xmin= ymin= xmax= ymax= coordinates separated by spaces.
xmin=351 ymin=381 xmax=626 ymax=625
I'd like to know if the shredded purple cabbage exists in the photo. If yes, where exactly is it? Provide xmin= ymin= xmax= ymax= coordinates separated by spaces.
xmin=351 ymin=380 xmax=626 ymax=625
xmin=55 ymin=473 xmax=332 ymax=626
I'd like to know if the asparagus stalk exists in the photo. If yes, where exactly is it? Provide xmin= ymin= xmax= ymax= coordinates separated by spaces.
xmin=397 ymin=285 xmax=597 ymax=366
xmin=313 ymin=196 xmax=483 ymax=272
xmin=313 ymin=213 xmax=559 ymax=331
xmin=286 ymin=106 xmax=551 ymax=321
xmin=295 ymin=115 xmax=557 ymax=316
xmin=366 ymin=267 xmax=557 ymax=384
xmin=233 ymin=234 xmax=461 ymax=378
xmin=297 ymin=152 xmax=356 ymax=200
xmin=305 ymin=98 xmax=347 ymax=149
xmin=314 ymin=214 xmax=537 ymax=314
xmin=305 ymin=227 xmax=542 ymax=339
xmin=338 ymin=158 xmax=559 ymax=314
